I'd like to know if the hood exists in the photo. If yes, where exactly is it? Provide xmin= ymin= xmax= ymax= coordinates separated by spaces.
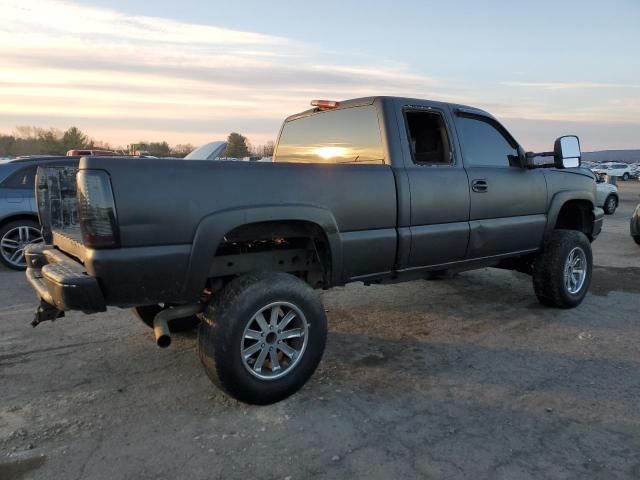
xmin=596 ymin=182 xmax=617 ymax=193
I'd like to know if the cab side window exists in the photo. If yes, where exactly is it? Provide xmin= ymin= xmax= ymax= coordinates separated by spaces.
xmin=404 ymin=110 xmax=451 ymax=165
xmin=455 ymin=114 xmax=519 ymax=167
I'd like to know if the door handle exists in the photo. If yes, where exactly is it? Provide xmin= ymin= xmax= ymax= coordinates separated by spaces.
xmin=471 ymin=179 xmax=488 ymax=193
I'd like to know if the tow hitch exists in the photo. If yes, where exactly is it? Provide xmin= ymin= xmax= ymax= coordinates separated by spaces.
xmin=31 ymin=300 xmax=65 ymax=327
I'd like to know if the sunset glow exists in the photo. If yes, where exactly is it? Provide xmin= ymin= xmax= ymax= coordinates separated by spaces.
xmin=0 ymin=0 xmax=638 ymax=150
xmin=313 ymin=146 xmax=349 ymax=160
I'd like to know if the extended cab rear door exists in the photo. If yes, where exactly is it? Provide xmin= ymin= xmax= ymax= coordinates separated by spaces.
xmin=393 ymin=99 xmax=470 ymax=269
xmin=451 ymin=109 xmax=547 ymax=258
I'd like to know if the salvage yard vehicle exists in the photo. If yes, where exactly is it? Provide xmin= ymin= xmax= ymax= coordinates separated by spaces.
xmin=592 ymin=162 xmax=633 ymax=181
xmin=0 ymin=156 xmax=78 ymax=269
xmin=66 ymin=149 xmax=115 ymax=157
xmin=594 ymin=175 xmax=619 ymax=215
xmin=25 ymin=97 xmax=603 ymax=404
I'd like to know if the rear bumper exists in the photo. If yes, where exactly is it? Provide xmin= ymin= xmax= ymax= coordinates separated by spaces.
xmin=25 ymin=240 xmax=193 ymax=311
xmin=25 ymin=243 xmax=106 ymax=312
xmin=592 ymin=207 xmax=604 ymax=240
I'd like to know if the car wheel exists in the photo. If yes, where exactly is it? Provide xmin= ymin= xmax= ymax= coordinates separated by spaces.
xmin=622 ymin=173 xmax=630 ymax=181
xmin=132 ymin=305 xmax=201 ymax=332
xmin=603 ymin=195 xmax=618 ymax=215
xmin=198 ymin=271 xmax=327 ymax=405
xmin=634 ymin=235 xmax=640 ymax=246
xmin=0 ymin=219 xmax=43 ymax=270
xmin=532 ymin=230 xmax=592 ymax=308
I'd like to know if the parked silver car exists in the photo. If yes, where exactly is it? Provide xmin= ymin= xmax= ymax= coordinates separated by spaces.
xmin=595 ymin=178 xmax=619 ymax=215
xmin=0 ymin=156 xmax=77 ymax=269
xmin=592 ymin=162 xmax=633 ymax=181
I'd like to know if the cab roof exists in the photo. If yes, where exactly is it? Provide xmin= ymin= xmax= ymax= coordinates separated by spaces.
xmin=284 ymin=96 xmax=492 ymax=122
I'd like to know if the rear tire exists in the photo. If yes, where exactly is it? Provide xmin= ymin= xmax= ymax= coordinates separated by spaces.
xmin=532 ymin=230 xmax=592 ymax=308
xmin=622 ymin=173 xmax=630 ymax=181
xmin=603 ymin=195 xmax=618 ymax=215
xmin=132 ymin=305 xmax=200 ymax=332
xmin=634 ymin=235 xmax=640 ymax=246
xmin=198 ymin=272 xmax=327 ymax=405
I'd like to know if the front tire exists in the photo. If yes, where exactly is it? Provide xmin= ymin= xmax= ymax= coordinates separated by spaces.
xmin=198 ymin=272 xmax=327 ymax=405
xmin=603 ymin=195 xmax=618 ymax=215
xmin=532 ymin=230 xmax=592 ymax=308
xmin=634 ymin=235 xmax=640 ymax=246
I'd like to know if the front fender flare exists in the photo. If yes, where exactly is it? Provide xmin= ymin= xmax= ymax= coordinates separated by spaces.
xmin=544 ymin=190 xmax=595 ymax=242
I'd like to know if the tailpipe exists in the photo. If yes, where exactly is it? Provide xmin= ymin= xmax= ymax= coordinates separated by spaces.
xmin=153 ymin=303 xmax=203 ymax=348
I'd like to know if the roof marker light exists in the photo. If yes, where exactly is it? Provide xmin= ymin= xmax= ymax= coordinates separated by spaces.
xmin=311 ymin=100 xmax=339 ymax=110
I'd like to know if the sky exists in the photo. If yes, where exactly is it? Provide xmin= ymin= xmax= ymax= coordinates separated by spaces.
xmin=0 ymin=0 xmax=638 ymax=151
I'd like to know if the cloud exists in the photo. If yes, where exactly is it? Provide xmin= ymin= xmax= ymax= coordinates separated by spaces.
xmin=0 ymin=0 xmax=451 ymax=145
xmin=501 ymin=81 xmax=640 ymax=90
xmin=2 ymin=0 xmax=289 ymax=48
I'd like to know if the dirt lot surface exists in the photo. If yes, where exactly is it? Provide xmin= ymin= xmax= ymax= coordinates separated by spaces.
xmin=2 ymin=183 xmax=640 ymax=480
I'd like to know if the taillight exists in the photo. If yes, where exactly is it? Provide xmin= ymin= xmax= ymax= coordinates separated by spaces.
xmin=76 ymin=170 xmax=120 ymax=248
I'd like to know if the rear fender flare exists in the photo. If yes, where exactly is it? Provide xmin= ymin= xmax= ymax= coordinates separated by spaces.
xmin=183 ymin=204 xmax=342 ymax=299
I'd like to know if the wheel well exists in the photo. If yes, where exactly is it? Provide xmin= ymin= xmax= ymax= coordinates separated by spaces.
xmin=0 ymin=214 xmax=40 ymax=230
xmin=211 ymin=220 xmax=332 ymax=287
xmin=554 ymin=200 xmax=594 ymax=238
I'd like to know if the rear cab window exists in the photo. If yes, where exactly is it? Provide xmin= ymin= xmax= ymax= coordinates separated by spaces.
xmin=274 ymin=105 xmax=386 ymax=165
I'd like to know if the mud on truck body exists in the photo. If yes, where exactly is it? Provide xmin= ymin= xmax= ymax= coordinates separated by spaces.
xmin=26 ymin=97 xmax=603 ymax=404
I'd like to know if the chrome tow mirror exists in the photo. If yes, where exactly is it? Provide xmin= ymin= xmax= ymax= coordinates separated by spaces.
xmin=554 ymin=135 xmax=581 ymax=168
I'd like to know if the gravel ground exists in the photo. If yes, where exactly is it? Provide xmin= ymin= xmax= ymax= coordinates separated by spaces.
xmin=1 ymin=183 xmax=640 ymax=480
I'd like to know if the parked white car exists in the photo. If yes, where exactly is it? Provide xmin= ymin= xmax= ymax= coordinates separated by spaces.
xmin=595 ymin=179 xmax=619 ymax=214
xmin=592 ymin=162 xmax=633 ymax=180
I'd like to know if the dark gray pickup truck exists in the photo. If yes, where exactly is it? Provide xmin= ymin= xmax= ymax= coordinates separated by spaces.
xmin=26 ymin=96 xmax=603 ymax=404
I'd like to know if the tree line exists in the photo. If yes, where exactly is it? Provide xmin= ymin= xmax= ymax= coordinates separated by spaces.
xmin=0 ymin=126 xmax=274 ymax=159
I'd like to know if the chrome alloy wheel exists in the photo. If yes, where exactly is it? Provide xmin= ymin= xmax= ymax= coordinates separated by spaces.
xmin=564 ymin=246 xmax=587 ymax=295
xmin=240 ymin=301 xmax=309 ymax=380
xmin=0 ymin=225 xmax=43 ymax=268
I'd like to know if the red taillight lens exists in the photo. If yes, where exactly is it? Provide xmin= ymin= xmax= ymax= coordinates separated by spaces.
xmin=77 ymin=170 xmax=119 ymax=248
xmin=311 ymin=99 xmax=339 ymax=110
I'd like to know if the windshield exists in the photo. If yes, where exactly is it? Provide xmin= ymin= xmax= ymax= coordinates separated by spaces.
xmin=184 ymin=141 xmax=227 ymax=160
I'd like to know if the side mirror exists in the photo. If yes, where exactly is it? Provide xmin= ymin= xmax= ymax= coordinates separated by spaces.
xmin=554 ymin=135 xmax=581 ymax=168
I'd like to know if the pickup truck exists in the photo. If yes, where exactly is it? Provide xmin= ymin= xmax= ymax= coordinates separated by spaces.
xmin=25 ymin=96 xmax=603 ymax=405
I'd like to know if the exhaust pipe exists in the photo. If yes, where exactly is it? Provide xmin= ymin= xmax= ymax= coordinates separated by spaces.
xmin=153 ymin=303 xmax=203 ymax=348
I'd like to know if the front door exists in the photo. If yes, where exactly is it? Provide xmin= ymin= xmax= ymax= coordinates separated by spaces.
xmin=453 ymin=112 xmax=547 ymax=258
